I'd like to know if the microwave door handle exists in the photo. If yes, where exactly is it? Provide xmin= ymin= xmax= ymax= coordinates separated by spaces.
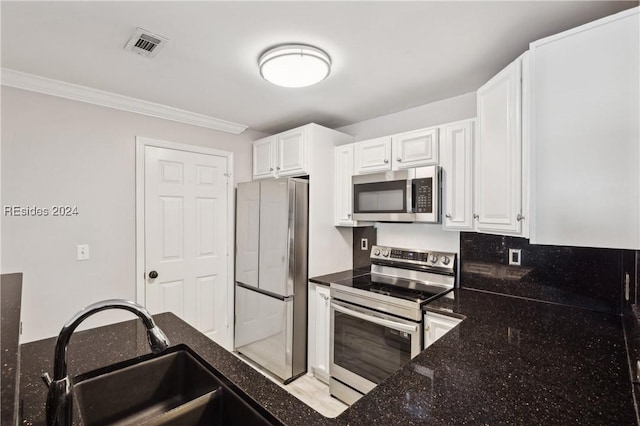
xmin=331 ymin=302 xmax=418 ymax=333
xmin=407 ymin=179 xmax=413 ymax=213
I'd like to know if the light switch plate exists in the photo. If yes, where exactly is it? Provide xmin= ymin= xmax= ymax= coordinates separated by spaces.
xmin=77 ymin=244 xmax=90 ymax=261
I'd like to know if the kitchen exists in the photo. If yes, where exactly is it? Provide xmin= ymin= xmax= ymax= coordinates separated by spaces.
xmin=1 ymin=1 xmax=639 ymax=425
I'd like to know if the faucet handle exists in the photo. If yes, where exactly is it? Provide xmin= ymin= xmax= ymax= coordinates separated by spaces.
xmin=41 ymin=372 xmax=53 ymax=388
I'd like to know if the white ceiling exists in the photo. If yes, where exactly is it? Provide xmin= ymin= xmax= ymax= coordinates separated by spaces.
xmin=1 ymin=1 xmax=637 ymax=134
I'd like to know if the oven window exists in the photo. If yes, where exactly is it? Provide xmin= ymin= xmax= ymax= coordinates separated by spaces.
xmin=333 ymin=309 xmax=412 ymax=385
xmin=354 ymin=180 xmax=407 ymax=213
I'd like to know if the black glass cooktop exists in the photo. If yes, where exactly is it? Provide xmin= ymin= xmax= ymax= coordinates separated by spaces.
xmin=334 ymin=273 xmax=452 ymax=303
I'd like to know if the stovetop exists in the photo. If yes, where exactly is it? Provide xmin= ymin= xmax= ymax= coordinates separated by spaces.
xmin=333 ymin=273 xmax=453 ymax=304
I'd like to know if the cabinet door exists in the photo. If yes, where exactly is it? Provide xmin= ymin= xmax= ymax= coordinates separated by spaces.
xmin=353 ymin=137 xmax=392 ymax=174
xmin=277 ymin=127 xmax=307 ymax=177
xmin=423 ymin=312 xmax=462 ymax=350
xmin=392 ymin=128 xmax=438 ymax=170
xmin=441 ymin=120 xmax=474 ymax=230
xmin=530 ymin=9 xmax=639 ymax=249
xmin=312 ymin=285 xmax=331 ymax=383
xmin=253 ymin=137 xmax=276 ymax=180
xmin=334 ymin=145 xmax=356 ymax=226
xmin=475 ymin=57 xmax=523 ymax=235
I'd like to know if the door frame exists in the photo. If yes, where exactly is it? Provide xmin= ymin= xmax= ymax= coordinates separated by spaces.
xmin=135 ymin=136 xmax=235 ymax=350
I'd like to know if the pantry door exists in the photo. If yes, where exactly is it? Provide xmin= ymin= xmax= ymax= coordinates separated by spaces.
xmin=136 ymin=137 xmax=233 ymax=350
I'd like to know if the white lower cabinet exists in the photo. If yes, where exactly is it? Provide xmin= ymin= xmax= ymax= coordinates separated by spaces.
xmin=308 ymin=283 xmax=331 ymax=383
xmin=423 ymin=311 xmax=462 ymax=350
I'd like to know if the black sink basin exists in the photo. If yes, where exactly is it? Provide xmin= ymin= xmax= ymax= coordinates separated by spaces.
xmin=71 ymin=344 xmax=280 ymax=426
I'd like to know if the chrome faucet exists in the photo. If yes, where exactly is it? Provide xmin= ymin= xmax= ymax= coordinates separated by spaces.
xmin=41 ymin=299 xmax=170 ymax=426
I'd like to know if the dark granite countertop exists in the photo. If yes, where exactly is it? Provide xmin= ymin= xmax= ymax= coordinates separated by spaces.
xmin=309 ymin=268 xmax=369 ymax=286
xmin=19 ymin=288 xmax=636 ymax=425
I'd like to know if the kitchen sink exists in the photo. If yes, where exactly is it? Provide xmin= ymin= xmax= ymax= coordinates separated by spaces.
xmin=71 ymin=344 xmax=280 ymax=426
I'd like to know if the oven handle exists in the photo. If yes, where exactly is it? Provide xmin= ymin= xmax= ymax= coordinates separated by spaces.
xmin=331 ymin=301 xmax=418 ymax=333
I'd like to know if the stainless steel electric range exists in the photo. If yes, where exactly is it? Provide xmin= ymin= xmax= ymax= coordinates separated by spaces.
xmin=329 ymin=245 xmax=456 ymax=405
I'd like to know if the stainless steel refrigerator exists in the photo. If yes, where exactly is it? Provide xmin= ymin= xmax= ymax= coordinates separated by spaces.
xmin=234 ymin=178 xmax=308 ymax=383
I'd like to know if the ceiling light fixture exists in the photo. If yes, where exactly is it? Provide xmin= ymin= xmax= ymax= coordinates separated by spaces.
xmin=259 ymin=44 xmax=331 ymax=88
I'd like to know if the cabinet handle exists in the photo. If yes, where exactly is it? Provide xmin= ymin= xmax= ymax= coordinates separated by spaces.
xmin=396 ymin=157 xmax=402 ymax=162
xmin=269 ymin=167 xmax=274 ymax=172
xmin=347 ymin=213 xmax=352 ymax=218
xmin=276 ymin=166 xmax=280 ymax=171
xmin=445 ymin=213 xmax=452 ymax=219
xmin=321 ymin=294 xmax=330 ymax=301
xmin=473 ymin=214 xmax=479 ymax=220
xmin=383 ymin=159 xmax=389 ymax=164
xmin=517 ymin=213 xmax=525 ymax=222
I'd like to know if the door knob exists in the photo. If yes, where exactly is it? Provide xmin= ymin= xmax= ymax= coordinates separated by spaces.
xmin=148 ymin=271 xmax=158 ymax=279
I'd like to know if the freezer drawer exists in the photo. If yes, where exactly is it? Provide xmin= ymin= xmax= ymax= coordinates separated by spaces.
xmin=235 ymin=284 xmax=296 ymax=382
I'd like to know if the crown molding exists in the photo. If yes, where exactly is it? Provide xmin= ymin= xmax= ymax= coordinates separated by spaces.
xmin=1 ymin=68 xmax=248 ymax=134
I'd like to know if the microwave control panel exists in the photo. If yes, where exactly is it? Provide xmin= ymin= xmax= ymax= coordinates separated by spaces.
xmin=413 ymin=178 xmax=432 ymax=213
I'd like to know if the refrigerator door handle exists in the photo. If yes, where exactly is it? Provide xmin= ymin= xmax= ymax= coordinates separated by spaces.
xmin=236 ymin=282 xmax=293 ymax=301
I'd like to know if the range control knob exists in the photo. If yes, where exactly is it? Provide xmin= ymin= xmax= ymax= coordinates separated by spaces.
xmin=382 ymin=249 xmax=390 ymax=257
xmin=373 ymin=248 xmax=380 ymax=256
xmin=430 ymin=254 xmax=439 ymax=263
xmin=442 ymin=256 xmax=451 ymax=266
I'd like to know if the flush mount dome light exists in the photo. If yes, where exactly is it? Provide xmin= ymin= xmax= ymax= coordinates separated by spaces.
xmin=259 ymin=44 xmax=331 ymax=88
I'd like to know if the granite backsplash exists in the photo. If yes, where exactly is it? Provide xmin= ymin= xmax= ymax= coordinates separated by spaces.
xmin=459 ymin=232 xmax=638 ymax=315
xmin=353 ymin=226 xmax=376 ymax=270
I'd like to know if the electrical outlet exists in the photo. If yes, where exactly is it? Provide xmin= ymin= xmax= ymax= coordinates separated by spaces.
xmin=361 ymin=238 xmax=368 ymax=251
xmin=77 ymin=244 xmax=90 ymax=261
xmin=508 ymin=248 xmax=521 ymax=266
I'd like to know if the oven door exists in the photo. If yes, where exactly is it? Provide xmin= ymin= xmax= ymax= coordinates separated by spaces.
xmin=330 ymin=299 xmax=422 ymax=398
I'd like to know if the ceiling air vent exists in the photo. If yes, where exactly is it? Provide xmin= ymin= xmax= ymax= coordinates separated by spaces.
xmin=124 ymin=28 xmax=169 ymax=58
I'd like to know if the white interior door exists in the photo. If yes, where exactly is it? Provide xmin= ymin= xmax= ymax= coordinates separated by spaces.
xmin=143 ymin=145 xmax=229 ymax=347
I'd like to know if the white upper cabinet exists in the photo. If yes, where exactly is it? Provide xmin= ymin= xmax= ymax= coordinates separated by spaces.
xmin=353 ymin=137 xmax=392 ymax=174
xmin=440 ymin=119 xmax=475 ymax=231
xmin=276 ymin=127 xmax=307 ymax=177
xmin=334 ymin=144 xmax=374 ymax=227
xmin=353 ymin=127 xmax=440 ymax=175
xmin=252 ymin=127 xmax=308 ymax=180
xmin=475 ymin=53 xmax=529 ymax=237
xmin=392 ymin=128 xmax=438 ymax=170
xmin=334 ymin=144 xmax=356 ymax=226
xmin=529 ymin=7 xmax=639 ymax=249
xmin=252 ymin=137 xmax=277 ymax=180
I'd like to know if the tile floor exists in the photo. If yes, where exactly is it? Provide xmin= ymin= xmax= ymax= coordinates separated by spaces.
xmin=234 ymin=352 xmax=348 ymax=418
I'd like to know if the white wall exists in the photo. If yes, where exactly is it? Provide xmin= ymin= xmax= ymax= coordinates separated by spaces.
xmin=1 ymin=87 xmax=264 ymax=343
xmin=338 ymin=91 xmax=477 ymax=255
xmin=337 ymin=91 xmax=476 ymax=142
xmin=374 ymin=223 xmax=460 ymax=253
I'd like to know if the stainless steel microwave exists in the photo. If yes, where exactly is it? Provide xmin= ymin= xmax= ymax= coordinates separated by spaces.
xmin=351 ymin=165 xmax=441 ymax=223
